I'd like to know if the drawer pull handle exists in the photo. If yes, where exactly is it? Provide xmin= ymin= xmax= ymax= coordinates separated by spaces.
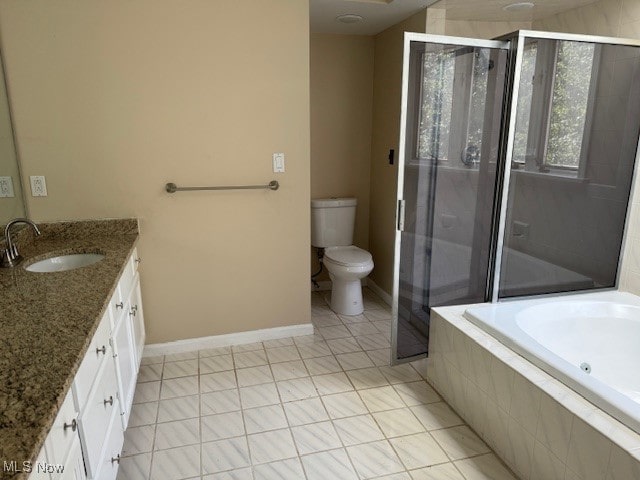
xmin=63 ymin=419 xmax=77 ymax=432
xmin=129 ymin=305 xmax=138 ymax=317
xmin=115 ymin=302 xmax=124 ymax=309
xmin=111 ymin=454 xmax=121 ymax=464
xmin=104 ymin=395 xmax=114 ymax=406
xmin=96 ymin=345 xmax=106 ymax=355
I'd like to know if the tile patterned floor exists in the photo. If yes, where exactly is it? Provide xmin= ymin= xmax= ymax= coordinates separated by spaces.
xmin=117 ymin=288 xmax=517 ymax=480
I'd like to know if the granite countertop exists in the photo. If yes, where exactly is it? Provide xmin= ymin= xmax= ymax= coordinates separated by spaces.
xmin=0 ymin=219 xmax=139 ymax=479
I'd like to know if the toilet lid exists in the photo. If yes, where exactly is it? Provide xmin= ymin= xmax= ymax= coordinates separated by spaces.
xmin=325 ymin=246 xmax=372 ymax=267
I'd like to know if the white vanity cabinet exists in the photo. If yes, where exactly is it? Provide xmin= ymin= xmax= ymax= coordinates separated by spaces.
xmin=110 ymin=250 xmax=144 ymax=430
xmin=32 ymin=388 xmax=86 ymax=480
xmin=129 ymin=280 xmax=145 ymax=369
xmin=30 ymin=248 xmax=144 ymax=480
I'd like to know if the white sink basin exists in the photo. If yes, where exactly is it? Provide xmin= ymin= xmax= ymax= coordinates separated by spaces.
xmin=25 ymin=253 xmax=105 ymax=272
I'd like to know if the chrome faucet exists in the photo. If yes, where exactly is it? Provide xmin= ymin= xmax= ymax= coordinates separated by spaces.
xmin=1 ymin=218 xmax=41 ymax=268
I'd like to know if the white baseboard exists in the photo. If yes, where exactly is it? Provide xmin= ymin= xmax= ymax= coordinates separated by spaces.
xmin=143 ymin=323 xmax=314 ymax=357
xmin=366 ymin=278 xmax=393 ymax=306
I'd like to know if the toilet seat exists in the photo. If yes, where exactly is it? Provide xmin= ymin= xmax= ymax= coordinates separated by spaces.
xmin=325 ymin=246 xmax=372 ymax=267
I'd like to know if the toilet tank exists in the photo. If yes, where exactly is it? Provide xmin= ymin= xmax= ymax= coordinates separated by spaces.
xmin=311 ymin=198 xmax=357 ymax=248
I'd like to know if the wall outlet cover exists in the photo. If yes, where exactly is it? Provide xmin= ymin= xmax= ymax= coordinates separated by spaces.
xmin=30 ymin=175 xmax=48 ymax=197
xmin=0 ymin=176 xmax=15 ymax=198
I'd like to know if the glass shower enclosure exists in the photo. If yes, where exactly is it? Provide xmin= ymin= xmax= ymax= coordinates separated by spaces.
xmin=392 ymin=31 xmax=640 ymax=362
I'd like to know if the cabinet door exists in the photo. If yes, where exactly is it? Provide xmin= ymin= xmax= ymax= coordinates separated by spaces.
xmin=28 ymin=445 xmax=51 ymax=480
xmin=45 ymin=389 xmax=79 ymax=471
xmin=112 ymin=304 xmax=136 ymax=430
xmin=129 ymin=278 xmax=145 ymax=368
xmin=78 ymin=356 xmax=120 ymax=479
xmin=73 ymin=310 xmax=111 ymax=410
xmin=93 ymin=409 xmax=124 ymax=480
xmin=55 ymin=436 xmax=86 ymax=480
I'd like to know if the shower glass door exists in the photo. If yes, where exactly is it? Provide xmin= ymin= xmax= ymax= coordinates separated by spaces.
xmin=392 ymin=34 xmax=510 ymax=361
xmin=495 ymin=32 xmax=640 ymax=300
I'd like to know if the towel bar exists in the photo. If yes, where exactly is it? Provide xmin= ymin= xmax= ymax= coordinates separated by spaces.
xmin=165 ymin=180 xmax=279 ymax=193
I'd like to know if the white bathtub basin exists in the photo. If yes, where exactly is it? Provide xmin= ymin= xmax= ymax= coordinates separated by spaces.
xmin=26 ymin=253 xmax=105 ymax=272
xmin=464 ymin=290 xmax=640 ymax=435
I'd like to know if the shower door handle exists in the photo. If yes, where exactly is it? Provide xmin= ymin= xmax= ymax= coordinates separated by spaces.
xmin=397 ymin=200 xmax=406 ymax=232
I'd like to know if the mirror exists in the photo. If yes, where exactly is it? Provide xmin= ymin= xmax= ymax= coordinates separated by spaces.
xmin=0 ymin=49 xmax=26 ymax=225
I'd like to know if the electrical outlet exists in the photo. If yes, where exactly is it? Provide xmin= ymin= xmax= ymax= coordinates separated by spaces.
xmin=272 ymin=153 xmax=285 ymax=173
xmin=30 ymin=176 xmax=48 ymax=197
xmin=0 ymin=176 xmax=15 ymax=197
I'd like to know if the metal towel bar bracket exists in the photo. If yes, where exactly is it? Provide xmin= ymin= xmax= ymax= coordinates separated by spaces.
xmin=166 ymin=180 xmax=279 ymax=193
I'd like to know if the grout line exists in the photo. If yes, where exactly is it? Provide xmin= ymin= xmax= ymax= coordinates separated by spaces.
xmin=124 ymin=288 xmax=477 ymax=480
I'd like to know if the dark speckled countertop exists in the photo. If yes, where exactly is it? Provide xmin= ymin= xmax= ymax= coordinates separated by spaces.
xmin=0 ymin=219 xmax=139 ymax=479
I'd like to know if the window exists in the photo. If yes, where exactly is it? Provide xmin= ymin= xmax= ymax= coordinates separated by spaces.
xmin=415 ymin=46 xmax=492 ymax=166
xmin=417 ymin=49 xmax=455 ymax=161
xmin=512 ymin=43 xmax=537 ymax=164
xmin=512 ymin=39 xmax=596 ymax=174
xmin=546 ymin=41 xmax=595 ymax=169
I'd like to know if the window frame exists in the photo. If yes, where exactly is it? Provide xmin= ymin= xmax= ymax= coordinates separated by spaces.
xmin=411 ymin=46 xmax=490 ymax=168
xmin=511 ymin=39 xmax=600 ymax=178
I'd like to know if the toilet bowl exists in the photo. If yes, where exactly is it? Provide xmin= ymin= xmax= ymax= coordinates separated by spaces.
xmin=310 ymin=197 xmax=374 ymax=316
xmin=323 ymin=245 xmax=374 ymax=316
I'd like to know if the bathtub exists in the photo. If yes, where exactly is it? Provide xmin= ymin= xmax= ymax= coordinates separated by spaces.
xmin=464 ymin=290 xmax=640 ymax=435
xmin=401 ymin=236 xmax=594 ymax=306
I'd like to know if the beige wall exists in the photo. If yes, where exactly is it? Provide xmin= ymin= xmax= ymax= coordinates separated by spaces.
xmin=444 ymin=20 xmax=531 ymax=38
xmin=0 ymin=54 xmax=24 ymax=222
xmin=0 ymin=0 xmax=311 ymax=344
xmin=532 ymin=0 xmax=640 ymax=295
xmin=533 ymin=0 xmax=639 ymax=37
xmin=368 ymin=10 xmax=427 ymax=294
xmin=310 ymin=34 xmax=374 ymax=281
xmin=425 ymin=6 xmax=530 ymax=38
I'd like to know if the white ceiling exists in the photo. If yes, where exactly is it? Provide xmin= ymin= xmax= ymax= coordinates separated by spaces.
xmin=310 ymin=0 xmax=601 ymax=35
xmin=310 ymin=0 xmax=439 ymax=36
xmin=437 ymin=0 xmax=600 ymax=22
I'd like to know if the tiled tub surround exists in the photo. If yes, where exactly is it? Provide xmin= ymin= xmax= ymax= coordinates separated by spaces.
xmin=428 ymin=305 xmax=640 ymax=480
xmin=117 ymin=289 xmax=517 ymax=480
xmin=0 ymin=219 xmax=139 ymax=475
xmin=465 ymin=291 xmax=640 ymax=436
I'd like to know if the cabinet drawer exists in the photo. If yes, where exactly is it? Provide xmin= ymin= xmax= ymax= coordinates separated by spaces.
xmin=117 ymin=252 xmax=137 ymax=304
xmin=78 ymin=356 xmax=120 ymax=479
xmin=108 ymin=288 xmax=126 ymax=331
xmin=73 ymin=311 xmax=112 ymax=410
xmin=131 ymin=248 xmax=140 ymax=274
xmin=45 ymin=388 xmax=78 ymax=469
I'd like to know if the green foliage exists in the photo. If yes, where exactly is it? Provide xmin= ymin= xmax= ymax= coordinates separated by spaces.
xmin=547 ymin=41 xmax=594 ymax=167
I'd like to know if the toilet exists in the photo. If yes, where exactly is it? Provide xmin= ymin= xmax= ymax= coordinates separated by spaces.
xmin=311 ymin=198 xmax=374 ymax=316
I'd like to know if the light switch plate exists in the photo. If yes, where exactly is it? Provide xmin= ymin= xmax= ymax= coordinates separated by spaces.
xmin=30 ymin=175 xmax=48 ymax=197
xmin=273 ymin=153 xmax=285 ymax=173
xmin=0 ymin=176 xmax=15 ymax=197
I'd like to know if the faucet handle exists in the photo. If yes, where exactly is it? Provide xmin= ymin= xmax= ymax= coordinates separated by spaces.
xmin=0 ymin=247 xmax=20 ymax=268
xmin=1 ymin=217 xmax=40 ymax=268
